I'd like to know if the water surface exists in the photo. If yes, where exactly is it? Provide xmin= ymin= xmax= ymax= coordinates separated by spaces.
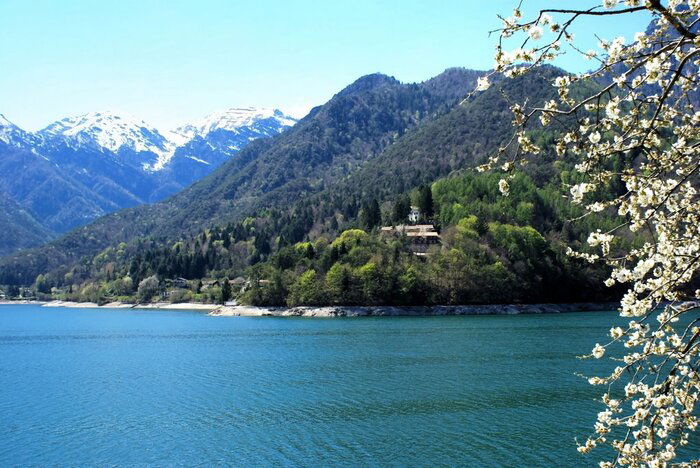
xmin=0 ymin=305 xmax=690 ymax=465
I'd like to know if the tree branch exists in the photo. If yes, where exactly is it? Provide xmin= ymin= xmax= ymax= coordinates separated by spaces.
xmin=647 ymin=0 xmax=698 ymax=39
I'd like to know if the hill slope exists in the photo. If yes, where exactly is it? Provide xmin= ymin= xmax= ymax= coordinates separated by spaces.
xmin=0 ymin=191 xmax=53 ymax=257
xmin=0 ymin=68 xmax=485 ymax=284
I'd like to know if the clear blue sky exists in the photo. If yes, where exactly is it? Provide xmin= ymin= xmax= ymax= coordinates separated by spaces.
xmin=0 ymin=0 xmax=652 ymax=131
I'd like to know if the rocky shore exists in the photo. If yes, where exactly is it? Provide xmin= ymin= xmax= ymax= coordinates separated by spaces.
xmin=208 ymin=302 xmax=619 ymax=317
xmin=39 ymin=300 xmax=220 ymax=310
xmin=1 ymin=300 xmax=627 ymax=316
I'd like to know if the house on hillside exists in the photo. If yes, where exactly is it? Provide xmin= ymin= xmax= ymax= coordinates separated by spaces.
xmin=380 ymin=224 xmax=441 ymax=257
xmin=201 ymin=279 xmax=220 ymax=291
xmin=165 ymin=277 xmax=189 ymax=289
xmin=239 ymin=278 xmax=272 ymax=293
xmin=408 ymin=206 xmax=420 ymax=223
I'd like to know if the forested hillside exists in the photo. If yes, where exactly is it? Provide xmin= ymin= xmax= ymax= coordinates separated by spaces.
xmin=0 ymin=143 xmax=120 ymax=234
xmin=26 ymin=165 xmax=633 ymax=305
xmin=1 ymin=64 xmax=635 ymax=309
xmin=0 ymin=191 xmax=52 ymax=257
xmin=0 ymin=68 xmax=484 ymax=285
xmin=237 ymin=172 xmax=628 ymax=306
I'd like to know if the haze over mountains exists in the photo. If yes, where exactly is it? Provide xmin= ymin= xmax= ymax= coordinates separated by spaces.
xmin=0 ymin=108 xmax=297 ymax=255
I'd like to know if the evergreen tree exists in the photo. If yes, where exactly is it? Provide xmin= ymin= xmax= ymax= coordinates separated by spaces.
xmin=361 ymin=199 xmax=382 ymax=230
xmin=392 ymin=195 xmax=411 ymax=223
xmin=255 ymin=231 xmax=271 ymax=256
xmin=418 ymin=185 xmax=434 ymax=220
xmin=221 ymin=277 xmax=231 ymax=304
xmin=369 ymin=199 xmax=381 ymax=228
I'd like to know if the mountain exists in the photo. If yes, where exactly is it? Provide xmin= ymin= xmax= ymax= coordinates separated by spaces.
xmin=0 ymin=108 xmax=297 ymax=255
xmin=0 ymin=189 xmax=53 ymax=257
xmin=39 ymin=111 xmax=176 ymax=169
xmin=0 ymin=142 xmax=120 ymax=233
xmin=0 ymin=67 xmax=487 ymax=284
xmin=175 ymin=107 xmax=296 ymax=141
xmin=2 ymin=65 xmax=621 ymax=308
xmin=0 ymin=114 xmax=38 ymax=148
xmin=312 ymin=66 xmax=565 ymax=206
xmin=167 ymin=108 xmax=296 ymax=187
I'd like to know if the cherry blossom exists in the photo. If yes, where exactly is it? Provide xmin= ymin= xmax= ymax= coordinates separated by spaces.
xmin=480 ymin=1 xmax=700 ymax=464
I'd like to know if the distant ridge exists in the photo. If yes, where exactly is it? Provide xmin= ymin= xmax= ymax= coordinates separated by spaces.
xmin=0 ymin=107 xmax=298 ymax=255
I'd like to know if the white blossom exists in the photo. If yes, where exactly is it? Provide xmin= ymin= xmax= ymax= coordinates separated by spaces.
xmin=491 ymin=2 xmax=700 ymax=464
xmin=592 ymin=343 xmax=606 ymax=359
xmin=475 ymin=76 xmax=490 ymax=91
xmin=528 ymin=25 xmax=543 ymax=41
xmin=498 ymin=178 xmax=510 ymax=196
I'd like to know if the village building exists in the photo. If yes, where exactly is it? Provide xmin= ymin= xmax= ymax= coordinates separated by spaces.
xmin=165 ymin=277 xmax=189 ymax=289
xmin=408 ymin=206 xmax=420 ymax=223
xmin=380 ymin=224 xmax=441 ymax=257
xmin=239 ymin=278 xmax=271 ymax=292
xmin=201 ymin=279 xmax=220 ymax=291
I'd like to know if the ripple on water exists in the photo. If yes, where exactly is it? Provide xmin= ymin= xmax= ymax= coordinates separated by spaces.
xmin=0 ymin=306 xmax=698 ymax=465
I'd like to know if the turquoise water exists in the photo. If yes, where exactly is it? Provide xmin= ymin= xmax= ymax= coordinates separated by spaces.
xmin=0 ymin=305 xmax=691 ymax=465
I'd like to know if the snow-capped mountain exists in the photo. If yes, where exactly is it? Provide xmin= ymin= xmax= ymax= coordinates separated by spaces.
xmin=0 ymin=114 xmax=37 ymax=147
xmin=0 ymin=107 xmax=298 ymax=249
xmin=176 ymin=107 xmax=296 ymax=140
xmin=165 ymin=108 xmax=297 ymax=185
xmin=39 ymin=111 xmax=177 ymax=167
xmin=35 ymin=108 xmax=297 ymax=171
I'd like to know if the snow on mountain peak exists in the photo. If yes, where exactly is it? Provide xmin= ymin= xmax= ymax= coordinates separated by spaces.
xmin=6 ymin=107 xmax=297 ymax=172
xmin=0 ymin=113 xmax=33 ymax=147
xmin=0 ymin=113 xmax=14 ymax=128
xmin=175 ymin=107 xmax=297 ymax=140
xmin=40 ymin=111 xmax=172 ymax=157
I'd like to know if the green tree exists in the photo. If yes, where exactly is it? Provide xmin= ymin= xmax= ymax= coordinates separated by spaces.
xmin=398 ymin=266 xmax=421 ymax=305
xmin=221 ymin=277 xmax=231 ymax=304
xmin=287 ymin=270 xmax=325 ymax=306
xmin=392 ymin=195 xmax=411 ymax=223
xmin=417 ymin=185 xmax=434 ymax=220
xmin=357 ymin=262 xmax=382 ymax=304
xmin=326 ymin=263 xmax=353 ymax=304
xmin=34 ymin=274 xmax=50 ymax=294
xmin=360 ymin=199 xmax=382 ymax=230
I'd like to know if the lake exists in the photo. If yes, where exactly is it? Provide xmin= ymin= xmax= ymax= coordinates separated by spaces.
xmin=0 ymin=305 xmax=693 ymax=465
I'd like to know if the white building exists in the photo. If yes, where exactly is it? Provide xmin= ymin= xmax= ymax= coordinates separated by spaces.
xmin=380 ymin=224 xmax=441 ymax=256
xmin=408 ymin=206 xmax=420 ymax=223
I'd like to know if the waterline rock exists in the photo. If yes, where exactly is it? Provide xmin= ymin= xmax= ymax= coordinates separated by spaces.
xmin=209 ymin=303 xmax=618 ymax=317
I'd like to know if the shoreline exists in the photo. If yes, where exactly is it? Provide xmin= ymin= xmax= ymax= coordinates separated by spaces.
xmin=0 ymin=300 xmax=221 ymax=311
xmin=0 ymin=300 xmax=48 ymax=306
xmin=0 ymin=300 xmax=620 ymax=316
xmin=208 ymin=302 xmax=620 ymax=317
